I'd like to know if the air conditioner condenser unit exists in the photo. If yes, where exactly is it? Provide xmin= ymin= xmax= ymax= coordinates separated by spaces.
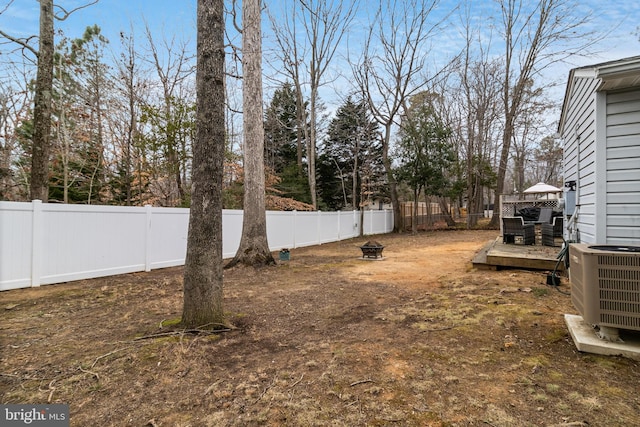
xmin=569 ymin=244 xmax=640 ymax=341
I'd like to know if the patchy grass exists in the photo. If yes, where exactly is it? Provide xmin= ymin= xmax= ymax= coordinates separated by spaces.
xmin=1 ymin=230 xmax=639 ymax=426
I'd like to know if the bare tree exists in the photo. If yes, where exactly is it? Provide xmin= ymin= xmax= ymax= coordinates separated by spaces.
xmin=181 ymin=0 xmax=225 ymax=328
xmin=51 ymin=26 xmax=109 ymax=204
xmin=100 ymin=28 xmax=157 ymax=206
xmin=121 ymin=32 xmax=138 ymax=206
xmin=352 ymin=0 xmax=447 ymax=232
xmin=0 ymin=0 xmax=98 ymax=202
xmin=510 ymin=82 xmax=553 ymax=196
xmin=226 ymin=0 xmax=275 ymax=267
xmin=111 ymin=29 xmax=144 ymax=205
xmin=532 ymin=135 xmax=562 ymax=186
xmin=266 ymin=2 xmax=306 ymax=174
xmin=268 ymin=0 xmax=358 ymax=209
xmin=144 ymin=25 xmax=195 ymax=207
xmin=0 ymin=80 xmax=30 ymax=200
xmin=488 ymin=0 xmax=596 ymax=227
xmin=450 ymin=5 xmax=503 ymax=227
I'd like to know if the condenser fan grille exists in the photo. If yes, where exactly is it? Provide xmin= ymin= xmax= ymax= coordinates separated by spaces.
xmin=596 ymin=254 xmax=640 ymax=330
xmin=597 ymin=254 xmax=640 ymax=268
xmin=569 ymin=244 xmax=640 ymax=331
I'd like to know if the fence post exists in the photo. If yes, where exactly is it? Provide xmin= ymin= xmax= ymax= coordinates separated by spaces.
xmin=30 ymin=200 xmax=42 ymax=287
xmin=317 ymin=211 xmax=322 ymax=245
xmin=145 ymin=205 xmax=152 ymax=272
xmin=293 ymin=210 xmax=297 ymax=248
xmin=350 ymin=211 xmax=354 ymax=237
xmin=366 ymin=210 xmax=370 ymax=235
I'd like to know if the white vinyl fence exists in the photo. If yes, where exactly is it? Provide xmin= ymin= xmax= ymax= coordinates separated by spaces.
xmin=0 ymin=200 xmax=393 ymax=291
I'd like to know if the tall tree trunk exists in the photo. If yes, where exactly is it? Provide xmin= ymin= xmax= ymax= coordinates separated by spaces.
xmin=30 ymin=0 xmax=54 ymax=202
xmin=308 ymin=87 xmax=318 ymax=209
xmin=125 ymin=105 xmax=134 ymax=205
xmin=352 ymin=136 xmax=359 ymax=210
xmin=293 ymin=78 xmax=310 ymax=182
xmin=294 ymin=84 xmax=305 ymax=174
xmin=59 ymin=106 xmax=70 ymax=203
xmin=88 ymin=51 xmax=105 ymax=205
xmin=489 ymin=115 xmax=513 ymax=227
xmin=412 ymin=190 xmax=418 ymax=233
xmin=439 ymin=196 xmax=456 ymax=227
xmin=382 ymin=123 xmax=402 ymax=232
xmin=226 ymin=0 xmax=275 ymax=267
xmin=182 ymin=0 xmax=225 ymax=329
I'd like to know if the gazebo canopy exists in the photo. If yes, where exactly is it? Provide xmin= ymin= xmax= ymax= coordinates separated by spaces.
xmin=523 ymin=182 xmax=562 ymax=194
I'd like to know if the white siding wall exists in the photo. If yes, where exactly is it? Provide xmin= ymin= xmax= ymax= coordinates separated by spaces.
xmin=0 ymin=202 xmax=393 ymax=291
xmin=606 ymin=89 xmax=640 ymax=244
xmin=562 ymin=74 xmax=640 ymax=246
xmin=561 ymin=75 xmax=600 ymax=243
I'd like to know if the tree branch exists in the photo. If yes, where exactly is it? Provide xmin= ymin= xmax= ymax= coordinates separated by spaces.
xmin=0 ymin=30 xmax=38 ymax=57
xmin=54 ymin=0 xmax=99 ymax=21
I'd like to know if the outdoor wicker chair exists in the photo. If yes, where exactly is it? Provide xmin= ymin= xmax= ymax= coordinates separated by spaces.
xmin=502 ymin=217 xmax=535 ymax=245
xmin=541 ymin=216 xmax=563 ymax=246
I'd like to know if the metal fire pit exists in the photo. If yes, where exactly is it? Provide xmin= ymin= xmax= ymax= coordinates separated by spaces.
xmin=360 ymin=241 xmax=385 ymax=259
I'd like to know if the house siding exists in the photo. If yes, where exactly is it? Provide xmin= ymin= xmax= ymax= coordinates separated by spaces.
xmin=606 ymin=89 xmax=640 ymax=244
xmin=561 ymin=75 xmax=600 ymax=243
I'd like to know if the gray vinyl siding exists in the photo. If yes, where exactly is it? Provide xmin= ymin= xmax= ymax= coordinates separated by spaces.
xmin=606 ymin=89 xmax=640 ymax=244
xmin=562 ymin=75 xmax=600 ymax=243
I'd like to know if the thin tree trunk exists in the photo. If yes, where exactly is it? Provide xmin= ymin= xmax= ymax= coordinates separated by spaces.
xmin=352 ymin=136 xmax=359 ymax=210
xmin=412 ymin=190 xmax=418 ymax=233
xmin=294 ymin=85 xmax=304 ymax=173
xmin=489 ymin=117 xmax=512 ymax=227
xmin=382 ymin=123 xmax=402 ymax=232
xmin=88 ymin=54 xmax=104 ymax=205
xmin=126 ymin=110 xmax=134 ymax=205
xmin=308 ymin=88 xmax=317 ymax=209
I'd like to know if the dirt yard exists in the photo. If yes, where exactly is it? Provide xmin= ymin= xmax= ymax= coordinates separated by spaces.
xmin=2 ymin=229 xmax=640 ymax=426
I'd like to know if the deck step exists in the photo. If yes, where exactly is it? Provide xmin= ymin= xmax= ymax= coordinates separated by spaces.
xmin=472 ymin=237 xmax=565 ymax=272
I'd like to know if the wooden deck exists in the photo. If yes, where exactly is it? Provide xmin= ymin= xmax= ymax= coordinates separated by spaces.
xmin=472 ymin=236 xmax=565 ymax=271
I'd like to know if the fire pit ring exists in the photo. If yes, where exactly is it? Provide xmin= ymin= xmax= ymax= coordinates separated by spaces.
xmin=360 ymin=241 xmax=385 ymax=259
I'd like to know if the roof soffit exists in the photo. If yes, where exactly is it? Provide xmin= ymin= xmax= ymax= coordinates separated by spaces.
xmin=595 ymin=56 xmax=640 ymax=91
xmin=559 ymin=56 xmax=640 ymax=133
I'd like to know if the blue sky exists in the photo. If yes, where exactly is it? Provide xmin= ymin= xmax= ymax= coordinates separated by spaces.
xmin=2 ymin=0 xmax=638 ymax=61
xmin=0 ymin=1 xmax=196 ymax=43
xmin=1 ymin=0 xmax=639 ymax=109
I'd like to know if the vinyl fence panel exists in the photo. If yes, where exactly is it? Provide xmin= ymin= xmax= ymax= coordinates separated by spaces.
xmin=0 ymin=202 xmax=34 ymax=290
xmin=147 ymin=207 xmax=190 ymax=270
xmin=266 ymin=211 xmax=297 ymax=250
xmin=318 ymin=212 xmax=340 ymax=244
xmin=222 ymin=210 xmax=244 ymax=258
xmin=339 ymin=211 xmax=359 ymax=240
xmin=365 ymin=210 xmax=393 ymax=236
xmin=39 ymin=204 xmax=148 ymax=285
xmin=291 ymin=211 xmax=322 ymax=248
xmin=0 ymin=201 xmax=393 ymax=291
